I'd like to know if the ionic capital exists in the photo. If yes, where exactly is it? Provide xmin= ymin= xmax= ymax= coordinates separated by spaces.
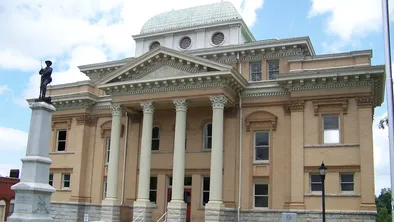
xmin=210 ymin=95 xmax=227 ymax=109
xmin=110 ymin=103 xmax=124 ymax=116
xmin=173 ymin=99 xmax=187 ymax=112
xmin=140 ymin=101 xmax=155 ymax=114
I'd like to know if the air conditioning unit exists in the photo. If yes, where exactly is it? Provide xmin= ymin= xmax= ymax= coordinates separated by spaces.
xmin=281 ymin=212 xmax=297 ymax=222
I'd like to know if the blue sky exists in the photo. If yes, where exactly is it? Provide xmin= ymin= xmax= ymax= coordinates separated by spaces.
xmin=0 ymin=0 xmax=392 ymax=196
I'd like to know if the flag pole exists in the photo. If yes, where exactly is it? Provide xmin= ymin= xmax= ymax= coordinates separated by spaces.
xmin=381 ymin=0 xmax=394 ymax=219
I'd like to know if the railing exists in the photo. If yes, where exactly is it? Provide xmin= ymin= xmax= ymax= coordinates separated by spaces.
xmin=132 ymin=210 xmax=145 ymax=222
xmin=156 ymin=211 xmax=167 ymax=222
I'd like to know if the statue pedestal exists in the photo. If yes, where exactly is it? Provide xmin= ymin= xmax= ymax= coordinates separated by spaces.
xmin=7 ymin=102 xmax=56 ymax=222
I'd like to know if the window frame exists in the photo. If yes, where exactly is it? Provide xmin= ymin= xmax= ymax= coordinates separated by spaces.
xmin=203 ymin=123 xmax=212 ymax=150
xmin=249 ymin=62 xmax=262 ymax=82
xmin=310 ymin=174 xmax=323 ymax=192
xmin=49 ymin=173 xmax=53 ymax=186
xmin=149 ymin=176 xmax=158 ymax=204
xmin=253 ymin=131 xmax=270 ymax=164
xmin=266 ymin=59 xmax=279 ymax=80
xmin=340 ymin=173 xmax=355 ymax=192
xmin=253 ymin=182 xmax=269 ymax=208
xmin=151 ymin=126 xmax=160 ymax=151
xmin=56 ymin=129 xmax=67 ymax=152
xmin=105 ymin=137 xmax=111 ymax=164
xmin=201 ymin=176 xmax=210 ymax=207
xmin=103 ymin=178 xmax=107 ymax=200
xmin=322 ymin=114 xmax=341 ymax=144
xmin=62 ymin=173 xmax=71 ymax=189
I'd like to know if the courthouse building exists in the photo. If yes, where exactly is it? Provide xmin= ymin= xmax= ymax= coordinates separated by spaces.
xmin=34 ymin=1 xmax=384 ymax=222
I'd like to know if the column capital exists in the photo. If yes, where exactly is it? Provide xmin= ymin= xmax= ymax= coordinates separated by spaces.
xmin=141 ymin=101 xmax=155 ymax=114
xmin=110 ymin=103 xmax=124 ymax=116
xmin=210 ymin=95 xmax=227 ymax=109
xmin=173 ymin=99 xmax=187 ymax=112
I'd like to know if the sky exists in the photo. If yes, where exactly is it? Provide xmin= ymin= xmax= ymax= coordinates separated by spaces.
xmin=0 ymin=0 xmax=393 ymax=196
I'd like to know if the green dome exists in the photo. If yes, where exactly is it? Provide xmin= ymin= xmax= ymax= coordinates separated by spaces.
xmin=140 ymin=1 xmax=242 ymax=34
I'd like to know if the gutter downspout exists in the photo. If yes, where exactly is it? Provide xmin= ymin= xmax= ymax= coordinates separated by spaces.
xmin=237 ymin=52 xmax=243 ymax=222
xmin=121 ymin=112 xmax=129 ymax=204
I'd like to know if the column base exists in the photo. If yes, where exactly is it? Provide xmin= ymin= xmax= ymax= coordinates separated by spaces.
xmin=204 ymin=201 xmax=225 ymax=222
xmin=360 ymin=203 xmax=377 ymax=211
xmin=288 ymin=202 xmax=305 ymax=209
xmin=100 ymin=204 xmax=121 ymax=222
xmin=167 ymin=201 xmax=187 ymax=222
xmin=132 ymin=200 xmax=154 ymax=222
xmin=102 ymin=198 xmax=120 ymax=205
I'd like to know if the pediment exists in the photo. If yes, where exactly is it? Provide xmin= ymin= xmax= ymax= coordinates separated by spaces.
xmin=96 ymin=46 xmax=233 ymax=85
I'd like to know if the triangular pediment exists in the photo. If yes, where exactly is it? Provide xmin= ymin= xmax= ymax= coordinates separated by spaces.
xmin=96 ymin=46 xmax=233 ymax=85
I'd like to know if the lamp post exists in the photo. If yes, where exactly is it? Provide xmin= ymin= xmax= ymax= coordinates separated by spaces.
xmin=319 ymin=162 xmax=327 ymax=222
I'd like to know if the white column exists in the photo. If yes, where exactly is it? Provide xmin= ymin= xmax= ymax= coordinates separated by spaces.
xmin=207 ymin=95 xmax=227 ymax=207
xmin=171 ymin=99 xmax=188 ymax=202
xmin=137 ymin=101 xmax=155 ymax=202
xmin=104 ymin=103 xmax=124 ymax=204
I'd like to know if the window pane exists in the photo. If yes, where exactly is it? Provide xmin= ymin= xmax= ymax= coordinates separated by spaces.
xmin=149 ymin=191 xmax=156 ymax=203
xmin=341 ymin=183 xmax=354 ymax=191
xmin=64 ymin=174 xmax=70 ymax=181
xmin=152 ymin=127 xmax=160 ymax=138
xmin=64 ymin=181 xmax=70 ymax=188
xmin=150 ymin=177 xmax=157 ymax=190
xmin=203 ymin=177 xmax=210 ymax=190
xmin=206 ymin=124 xmax=212 ymax=137
xmin=255 ymin=147 xmax=269 ymax=161
xmin=152 ymin=140 xmax=160 ymax=150
xmin=58 ymin=141 xmax=66 ymax=151
xmin=205 ymin=137 xmax=212 ymax=149
xmin=311 ymin=175 xmax=322 ymax=183
xmin=58 ymin=130 xmax=67 ymax=140
xmin=323 ymin=115 xmax=339 ymax=130
xmin=184 ymin=177 xmax=192 ymax=186
xmin=202 ymin=192 xmax=209 ymax=206
xmin=169 ymin=177 xmax=172 ymax=186
xmin=311 ymin=184 xmax=322 ymax=191
xmin=324 ymin=130 xmax=340 ymax=143
xmin=255 ymin=184 xmax=268 ymax=195
xmin=341 ymin=174 xmax=354 ymax=183
xmin=255 ymin=196 xmax=268 ymax=207
xmin=255 ymin=132 xmax=269 ymax=146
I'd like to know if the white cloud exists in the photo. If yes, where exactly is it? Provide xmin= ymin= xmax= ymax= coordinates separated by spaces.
xmin=308 ymin=0 xmax=394 ymax=52
xmin=0 ymin=0 xmax=263 ymax=105
xmin=0 ymin=127 xmax=28 ymax=151
xmin=0 ymin=85 xmax=10 ymax=96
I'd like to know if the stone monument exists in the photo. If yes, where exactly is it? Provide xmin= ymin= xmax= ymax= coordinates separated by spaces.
xmin=7 ymin=61 xmax=56 ymax=222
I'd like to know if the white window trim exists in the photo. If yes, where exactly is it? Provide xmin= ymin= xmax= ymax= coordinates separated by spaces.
xmin=250 ymin=62 xmax=262 ymax=82
xmin=201 ymin=176 xmax=210 ymax=207
xmin=56 ymin=129 xmax=67 ymax=152
xmin=253 ymin=182 xmax=269 ymax=209
xmin=105 ymin=137 xmax=111 ymax=165
xmin=152 ymin=127 xmax=160 ymax=151
xmin=310 ymin=174 xmax=322 ymax=193
xmin=62 ymin=173 xmax=70 ymax=189
xmin=340 ymin=173 xmax=355 ymax=193
xmin=253 ymin=131 xmax=270 ymax=164
xmin=322 ymin=115 xmax=340 ymax=144
xmin=202 ymin=123 xmax=212 ymax=150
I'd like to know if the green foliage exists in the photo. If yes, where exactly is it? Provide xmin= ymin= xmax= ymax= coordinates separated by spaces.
xmin=376 ymin=188 xmax=392 ymax=222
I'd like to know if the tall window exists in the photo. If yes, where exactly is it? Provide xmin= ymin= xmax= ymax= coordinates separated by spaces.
xmin=152 ymin=127 xmax=160 ymax=151
xmin=254 ymin=183 xmax=269 ymax=208
xmin=62 ymin=173 xmax=70 ymax=189
xmin=323 ymin=115 xmax=340 ymax=144
xmin=254 ymin=131 xmax=269 ymax=162
xmin=203 ymin=123 xmax=212 ymax=149
xmin=49 ymin=173 xmax=53 ymax=186
xmin=310 ymin=174 xmax=322 ymax=191
xmin=56 ymin=130 xmax=67 ymax=151
xmin=105 ymin=137 xmax=111 ymax=164
xmin=149 ymin=177 xmax=158 ymax=203
xmin=201 ymin=177 xmax=210 ymax=206
xmin=340 ymin=173 xmax=354 ymax=192
xmin=267 ymin=59 xmax=279 ymax=80
xmin=250 ymin=62 xmax=262 ymax=81
xmin=103 ymin=178 xmax=107 ymax=199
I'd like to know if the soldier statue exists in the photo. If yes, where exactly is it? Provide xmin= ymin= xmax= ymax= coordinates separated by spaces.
xmin=36 ymin=60 xmax=53 ymax=104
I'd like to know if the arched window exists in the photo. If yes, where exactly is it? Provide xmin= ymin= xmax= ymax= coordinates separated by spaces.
xmin=203 ymin=123 xmax=212 ymax=149
xmin=152 ymin=127 xmax=160 ymax=150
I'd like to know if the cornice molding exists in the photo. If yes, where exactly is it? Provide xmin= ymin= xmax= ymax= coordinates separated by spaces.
xmin=289 ymin=100 xmax=305 ymax=112
xmin=304 ymin=165 xmax=360 ymax=173
xmin=76 ymin=114 xmax=98 ymax=126
xmin=312 ymin=98 xmax=348 ymax=116
xmin=356 ymin=96 xmax=373 ymax=108
xmin=51 ymin=118 xmax=72 ymax=130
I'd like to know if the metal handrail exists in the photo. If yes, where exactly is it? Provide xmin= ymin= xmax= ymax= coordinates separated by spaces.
xmin=156 ymin=211 xmax=167 ymax=222
xmin=132 ymin=210 xmax=145 ymax=222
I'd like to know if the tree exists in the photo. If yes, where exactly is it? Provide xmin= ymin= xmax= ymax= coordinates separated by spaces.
xmin=379 ymin=116 xmax=389 ymax=129
xmin=376 ymin=188 xmax=392 ymax=222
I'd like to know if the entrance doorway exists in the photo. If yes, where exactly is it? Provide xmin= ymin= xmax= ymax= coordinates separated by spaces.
xmin=167 ymin=188 xmax=191 ymax=222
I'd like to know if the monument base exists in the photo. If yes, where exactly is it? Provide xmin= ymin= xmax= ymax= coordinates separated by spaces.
xmin=34 ymin=96 xmax=52 ymax=104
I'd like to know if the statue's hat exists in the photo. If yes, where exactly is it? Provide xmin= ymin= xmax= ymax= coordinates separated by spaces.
xmin=45 ymin=60 xmax=52 ymax=66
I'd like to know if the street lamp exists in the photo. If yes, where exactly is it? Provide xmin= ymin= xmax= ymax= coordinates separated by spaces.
xmin=319 ymin=162 xmax=327 ymax=222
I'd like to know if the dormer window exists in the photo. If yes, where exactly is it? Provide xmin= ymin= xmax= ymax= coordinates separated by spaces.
xmin=212 ymin=32 xmax=224 ymax=45
xmin=179 ymin=37 xmax=192 ymax=49
xmin=150 ymin=41 xmax=160 ymax=50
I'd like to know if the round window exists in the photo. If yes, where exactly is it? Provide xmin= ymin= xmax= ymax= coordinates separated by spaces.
xmin=212 ymin=32 xmax=224 ymax=45
xmin=179 ymin=37 xmax=191 ymax=49
xmin=150 ymin=41 xmax=160 ymax=50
